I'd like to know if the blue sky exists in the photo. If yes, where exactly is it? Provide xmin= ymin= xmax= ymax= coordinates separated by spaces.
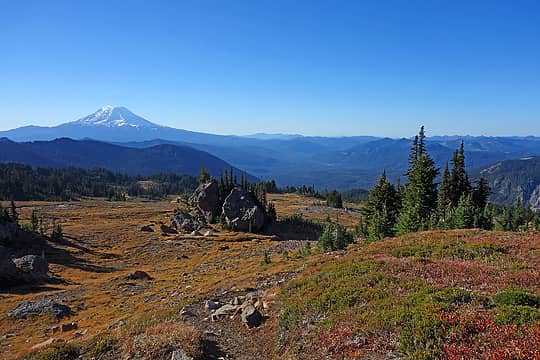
xmin=1 ymin=0 xmax=539 ymax=136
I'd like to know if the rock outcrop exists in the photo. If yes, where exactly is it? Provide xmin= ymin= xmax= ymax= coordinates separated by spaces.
xmin=8 ymin=300 xmax=71 ymax=319
xmin=222 ymin=188 xmax=266 ymax=232
xmin=170 ymin=210 xmax=207 ymax=233
xmin=190 ymin=179 xmax=220 ymax=218
xmin=0 ymin=249 xmax=49 ymax=288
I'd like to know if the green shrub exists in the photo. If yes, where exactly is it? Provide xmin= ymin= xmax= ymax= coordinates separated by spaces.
xmin=317 ymin=222 xmax=353 ymax=252
xmin=23 ymin=344 xmax=79 ymax=360
xmin=400 ymin=309 xmax=445 ymax=360
xmin=494 ymin=305 xmax=540 ymax=325
xmin=494 ymin=289 xmax=539 ymax=307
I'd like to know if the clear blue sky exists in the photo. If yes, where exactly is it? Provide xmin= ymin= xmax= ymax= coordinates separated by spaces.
xmin=1 ymin=0 xmax=539 ymax=136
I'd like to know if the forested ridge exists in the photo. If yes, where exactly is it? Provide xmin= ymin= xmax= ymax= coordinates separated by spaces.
xmin=0 ymin=163 xmax=198 ymax=201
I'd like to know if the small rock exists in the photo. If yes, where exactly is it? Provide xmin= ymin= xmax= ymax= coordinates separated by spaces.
xmin=171 ymin=349 xmax=194 ymax=360
xmin=218 ymin=245 xmax=230 ymax=251
xmin=203 ymin=230 xmax=214 ymax=236
xmin=161 ymin=224 xmax=178 ymax=235
xmin=108 ymin=320 xmax=125 ymax=330
xmin=270 ymin=235 xmax=282 ymax=241
xmin=45 ymin=326 xmax=61 ymax=335
xmin=31 ymin=338 xmax=64 ymax=351
xmin=190 ymin=230 xmax=202 ymax=236
xmin=241 ymin=304 xmax=263 ymax=328
xmin=180 ymin=308 xmax=195 ymax=318
xmin=127 ymin=271 xmax=152 ymax=280
xmin=2 ymin=333 xmax=15 ymax=339
xmin=61 ymin=322 xmax=78 ymax=332
xmin=211 ymin=304 xmax=238 ymax=321
xmin=205 ymin=300 xmax=222 ymax=310
xmin=140 ymin=225 xmax=154 ymax=232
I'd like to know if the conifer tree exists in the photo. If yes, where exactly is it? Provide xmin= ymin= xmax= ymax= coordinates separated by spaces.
xmin=396 ymin=127 xmax=439 ymax=235
xmin=453 ymin=194 xmax=475 ymax=228
xmin=437 ymin=162 xmax=452 ymax=227
xmin=363 ymin=171 xmax=400 ymax=241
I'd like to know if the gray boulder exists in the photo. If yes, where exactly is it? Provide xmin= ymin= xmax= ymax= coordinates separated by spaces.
xmin=0 ymin=250 xmax=49 ymax=288
xmin=170 ymin=211 xmax=206 ymax=233
xmin=241 ymin=304 xmax=263 ymax=328
xmin=190 ymin=179 xmax=220 ymax=217
xmin=8 ymin=300 xmax=71 ymax=319
xmin=222 ymin=188 xmax=266 ymax=232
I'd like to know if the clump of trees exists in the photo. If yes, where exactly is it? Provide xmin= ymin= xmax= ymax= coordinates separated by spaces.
xmin=317 ymin=221 xmax=354 ymax=251
xmin=361 ymin=126 xmax=540 ymax=241
xmin=0 ymin=163 xmax=199 ymax=201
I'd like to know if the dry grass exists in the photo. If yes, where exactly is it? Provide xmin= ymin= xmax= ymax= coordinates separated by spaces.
xmin=119 ymin=321 xmax=203 ymax=360
xmin=0 ymin=196 xmax=330 ymax=359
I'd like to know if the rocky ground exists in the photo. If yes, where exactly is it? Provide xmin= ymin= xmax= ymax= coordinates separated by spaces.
xmin=0 ymin=194 xmax=345 ymax=359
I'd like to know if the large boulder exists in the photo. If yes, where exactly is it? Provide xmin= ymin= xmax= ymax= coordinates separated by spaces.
xmin=0 ymin=249 xmax=49 ymax=288
xmin=241 ymin=304 xmax=263 ymax=328
xmin=222 ymin=188 xmax=266 ymax=232
xmin=190 ymin=180 xmax=220 ymax=217
xmin=8 ymin=300 xmax=71 ymax=319
xmin=170 ymin=210 xmax=206 ymax=233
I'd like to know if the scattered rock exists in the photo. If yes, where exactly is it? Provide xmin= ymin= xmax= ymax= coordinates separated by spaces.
xmin=222 ymin=188 xmax=266 ymax=232
xmin=270 ymin=235 xmax=282 ymax=241
xmin=127 ymin=271 xmax=152 ymax=281
xmin=241 ymin=304 xmax=263 ymax=328
xmin=108 ymin=320 xmax=125 ymax=330
xmin=61 ymin=322 xmax=78 ymax=332
xmin=160 ymin=224 xmax=178 ymax=235
xmin=211 ymin=304 xmax=238 ymax=321
xmin=180 ymin=308 xmax=195 ymax=318
xmin=205 ymin=300 xmax=222 ymax=310
xmin=171 ymin=349 xmax=194 ymax=360
xmin=140 ymin=225 xmax=154 ymax=232
xmin=45 ymin=325 xmax=61 ymax=335
xmin=8 ymin=300 xmax=71 ymax=319
xmin=31 ymin=338 xmax=65 ymax=351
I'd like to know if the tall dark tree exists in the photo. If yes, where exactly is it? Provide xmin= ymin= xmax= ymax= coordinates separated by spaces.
xmin=396 ymin=127 xmax=439 ymax=235
xmin=363 ymin=171 xmax=401 ymax=241
xmin=449 ymin=141 xmax=471 ymax=207
xmin=437 ymin=162 xmax=452 ymax=227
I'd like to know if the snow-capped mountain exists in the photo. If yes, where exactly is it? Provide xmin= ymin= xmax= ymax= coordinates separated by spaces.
xmin=71 ymin=106 xmax=161 ymax=129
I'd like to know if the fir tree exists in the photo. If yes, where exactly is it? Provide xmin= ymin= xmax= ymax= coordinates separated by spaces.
xmin=453 ymin=194 xmax=475 ymax=229
xmin=437 ymin=162 xmax=452 ymax=227
xmin=363 ymin=171 xmax=400 ymax=241
xmin=396 ymin=127 xmax=439 ymax=235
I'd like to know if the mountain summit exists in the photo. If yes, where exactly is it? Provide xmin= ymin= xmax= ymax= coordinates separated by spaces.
xmin=71 ymin=106 xmax=160 ymax=129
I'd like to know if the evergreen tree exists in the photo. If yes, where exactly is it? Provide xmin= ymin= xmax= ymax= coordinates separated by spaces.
xmin=437 ymin=162 xmax=452 ymax=228
xmin=453 ymin=194 xmax=475 ymax=229
xmin=449 ymin=141 xmax=471 ymax=207
xmin=472 ymin=176 xmax=490 ymax=209
xmin=396 ymin=127 xmax=439 ymax=235
xmin=199 ymin=167 xmax=211 ymax=184
xmin=10 ymin=200 xmax=18 ymax=225
xmin=363 ymin=171 xmax=400 ymax=241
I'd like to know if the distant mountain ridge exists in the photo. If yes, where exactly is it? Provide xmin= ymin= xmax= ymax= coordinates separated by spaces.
xmin=2 ymin=106 xmax=540 ymax=190
xmin=472 ymin=156 xmax=540 ymax=210
xmin=0 ymin=137 xmax=254 ymax=180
